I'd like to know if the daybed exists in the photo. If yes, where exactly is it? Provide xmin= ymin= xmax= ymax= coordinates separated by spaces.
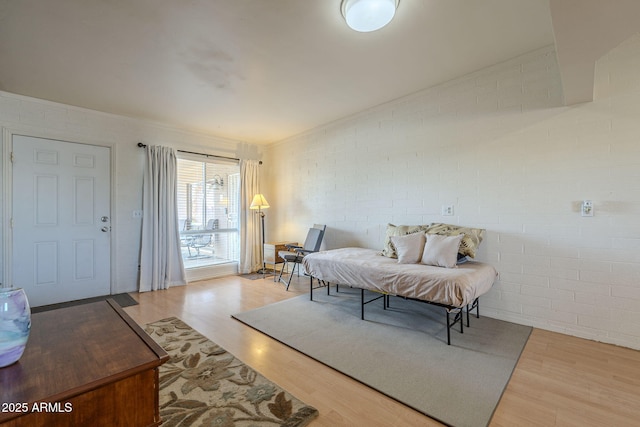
xmin=302 ymin=223 xmax=498 ymax=345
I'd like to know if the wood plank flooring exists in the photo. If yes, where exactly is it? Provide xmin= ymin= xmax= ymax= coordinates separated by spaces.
xmin=124 ymin=275 xmax=640 ymax=427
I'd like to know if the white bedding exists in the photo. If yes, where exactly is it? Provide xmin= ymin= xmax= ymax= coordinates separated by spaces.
xmin=302 ymin=247 xmax=497 ymax=308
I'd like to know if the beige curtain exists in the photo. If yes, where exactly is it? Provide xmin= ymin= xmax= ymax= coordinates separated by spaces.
xmin=139 ymin=145 xmax=187 ymax=291
xmin=239 ymin=160 xmax=262 ymax=273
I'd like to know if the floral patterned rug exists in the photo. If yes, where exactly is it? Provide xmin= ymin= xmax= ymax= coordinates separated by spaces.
xmin=145 ymin=317 xmax=318 ymax=427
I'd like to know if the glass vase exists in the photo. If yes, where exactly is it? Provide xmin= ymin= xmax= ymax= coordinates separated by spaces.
xmin=0 ymin=287 xmax=31 ymax=368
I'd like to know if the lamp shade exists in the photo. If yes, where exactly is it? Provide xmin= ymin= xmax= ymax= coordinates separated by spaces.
xmin=341 ymin=0 xmax=398 ymax=32
xmin=250 ymin=194 xmax=270 ymax=210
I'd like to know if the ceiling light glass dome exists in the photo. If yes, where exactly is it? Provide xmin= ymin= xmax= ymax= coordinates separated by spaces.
xmin=341 ymin=0 xmax=399 ymax=33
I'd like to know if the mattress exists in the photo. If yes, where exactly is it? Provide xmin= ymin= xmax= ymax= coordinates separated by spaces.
xmin=302 ymin=247 xmax=497 ymax=308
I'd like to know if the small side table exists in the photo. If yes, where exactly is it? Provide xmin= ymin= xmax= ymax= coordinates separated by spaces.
xmin=264 ymin=241 xmax=297 ymax=281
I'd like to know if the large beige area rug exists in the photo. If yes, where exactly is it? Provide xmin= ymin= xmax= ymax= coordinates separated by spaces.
xmin=145 ymin=317 xmax=318 ymax=427
xmin=232 ymin=287 xmax=532 ymax=427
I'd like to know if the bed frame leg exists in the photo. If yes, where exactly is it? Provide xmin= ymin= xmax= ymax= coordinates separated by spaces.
xmin=444 ymin=308 xmax=465 ymax=345
xmin=309 ymin=276 xmax=314 ymax=301
xmin=446 ymin=311 xmax=451 ymax=345
xmin=466 ymin=304 xmax=470 ymax=327
xmin=465 ymin=298 xmax=481 ymax=326
xmin=361 ymin=289 xmax=365 ymax=320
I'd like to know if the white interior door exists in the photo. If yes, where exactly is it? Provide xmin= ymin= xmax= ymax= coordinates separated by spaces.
xmin=12 ymin=135 xmax=111 ymax=306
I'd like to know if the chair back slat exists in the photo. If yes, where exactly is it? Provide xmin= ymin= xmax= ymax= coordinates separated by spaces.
xmin=303 ymin=228 xmax=323 ymax=251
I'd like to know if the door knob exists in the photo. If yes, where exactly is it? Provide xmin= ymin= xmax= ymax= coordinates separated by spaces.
xmin=101 ymin=226 xmax=110 ymax=232
xmin=101 ymin=216 xmax=109 ymax=222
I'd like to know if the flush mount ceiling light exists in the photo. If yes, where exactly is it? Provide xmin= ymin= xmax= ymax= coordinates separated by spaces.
xmin=341 ymin=0 xmax=399 ymax=32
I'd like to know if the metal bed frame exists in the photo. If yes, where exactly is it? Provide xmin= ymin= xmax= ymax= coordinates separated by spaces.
xmin=309 ymin=276 xmax=480 ymax=345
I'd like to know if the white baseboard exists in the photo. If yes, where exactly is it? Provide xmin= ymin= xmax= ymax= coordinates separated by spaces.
xmin=186 ymin=262 xmax=238 ymax=282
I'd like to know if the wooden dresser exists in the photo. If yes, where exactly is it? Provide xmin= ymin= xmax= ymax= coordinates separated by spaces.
xmin=0 ymin=299 xmax=169 ymax=427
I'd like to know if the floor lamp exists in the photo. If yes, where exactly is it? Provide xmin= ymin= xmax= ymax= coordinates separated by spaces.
xmin=250 ymin=193 xmax=270 ymax=274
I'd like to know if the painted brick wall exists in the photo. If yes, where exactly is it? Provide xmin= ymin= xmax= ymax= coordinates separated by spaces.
xmin=265 ymin=40 xmax=640 ymax=350
xmin=0 ymin=93 xmax=257 ymax=293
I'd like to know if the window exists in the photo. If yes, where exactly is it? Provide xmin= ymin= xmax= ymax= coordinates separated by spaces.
xmin=176 ymin=155 xmax=240 ymax=273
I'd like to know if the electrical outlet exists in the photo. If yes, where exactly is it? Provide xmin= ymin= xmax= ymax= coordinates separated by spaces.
xmin=581 ymin=200 xmax=593 ymax=217
xmin=132 ymin=210 xmax=143 ymax=219
xmin=441 ymin=205 xmax=454 ymax=216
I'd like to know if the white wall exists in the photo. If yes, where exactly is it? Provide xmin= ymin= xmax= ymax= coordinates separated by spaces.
xmin=0 ymin=92 xmax=263 ymax=293
xmin=265 ymin=39 xmax=640 ymax=350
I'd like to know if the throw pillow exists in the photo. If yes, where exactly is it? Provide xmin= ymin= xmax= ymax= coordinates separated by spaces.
xmin=421 ymin=234 xmax=464 ymax=268
xmin=425 ymin=223 xmax=485 ymax=258
xmin=390 ymin=232 xmax=426 ymax=264
xmin=382 ymin=223 xmax=430 ymax=258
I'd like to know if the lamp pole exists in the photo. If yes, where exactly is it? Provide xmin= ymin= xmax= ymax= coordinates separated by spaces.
xmin=250 ymin=193 xmax=270 ymax=275
xmin=257 ymin=207 xmax=267 ymax=274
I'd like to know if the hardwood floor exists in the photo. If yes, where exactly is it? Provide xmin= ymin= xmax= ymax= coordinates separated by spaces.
xmin=124 ymin=275 xmax=640 ymax=427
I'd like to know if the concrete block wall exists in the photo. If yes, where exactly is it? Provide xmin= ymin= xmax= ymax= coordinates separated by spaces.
xmin=265 ymin=39 xmax=640 ymax=350
xmin=0 ymin=92 xmax=259 ymax=292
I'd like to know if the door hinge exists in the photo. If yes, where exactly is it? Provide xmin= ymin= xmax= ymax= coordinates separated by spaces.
xmin=10 ymin=152 xmax=14 ymax=163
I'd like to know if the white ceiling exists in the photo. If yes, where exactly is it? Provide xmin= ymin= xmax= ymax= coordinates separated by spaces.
xmin=0 ymin=1 xmax=633 ymax=145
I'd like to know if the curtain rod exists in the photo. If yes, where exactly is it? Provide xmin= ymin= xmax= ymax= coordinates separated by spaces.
xmin=137 ymin=142 xmax=262 ymax=164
